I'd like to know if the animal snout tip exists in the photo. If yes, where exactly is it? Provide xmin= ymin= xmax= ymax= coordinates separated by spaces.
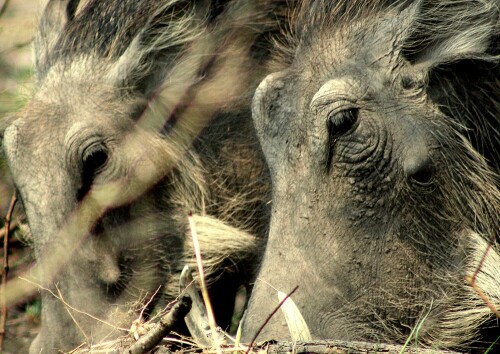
xmin=403 ymin=147 xmax=434 ymax=184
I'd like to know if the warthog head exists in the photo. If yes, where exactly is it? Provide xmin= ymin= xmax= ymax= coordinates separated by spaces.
xmin=244 ymin=0 xmax=499 ymax=350
xmin=0 ymin=0 xmax=280 ymax=352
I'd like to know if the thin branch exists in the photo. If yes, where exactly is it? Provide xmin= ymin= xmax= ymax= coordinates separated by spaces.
xmin=465 ymin=275 xmax=500 ymax=318
xmin=0 ymin=38 xmax=33 ymax=57
xmin=19 ymin=277 xmax=130 ymax=332
xmin=127 ymin=295 xmax=192 ymax=354
xmin=0 ymin=192 xmax=17 ymax=351
xmin=470 ymin=242 xmax=491 ymax=283
xmin=56 ymin=285 xmax=90 ymax=343
xmin=245 ymin=285 xmax=299 ymax=354
xmin=138 ymin=285 xmax=162 ymax=322
xmin=465 ymin=237 xmax=500 ymax=319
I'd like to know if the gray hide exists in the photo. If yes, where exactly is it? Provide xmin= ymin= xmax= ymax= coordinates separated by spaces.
xmin=243 ymin=0 xmax=500 ymax=351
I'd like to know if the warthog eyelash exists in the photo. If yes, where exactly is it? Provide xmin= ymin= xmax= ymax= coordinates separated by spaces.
xmin=78 ymin=143 xmax=109 ymax=200
xmin=83 ymin=148 xmax=108 ymax=174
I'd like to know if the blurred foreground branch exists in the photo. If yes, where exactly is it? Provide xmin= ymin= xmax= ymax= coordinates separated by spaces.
xmin=0 ymin=221 xmax=17 ymax=240
xmin=0 ymin=39 xmax=33 ymax=56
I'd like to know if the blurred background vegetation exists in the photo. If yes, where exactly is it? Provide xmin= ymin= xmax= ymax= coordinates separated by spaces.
xmin=0 ymin=0 xmax=38 ymax=208
xmin=0 ymin=0 xmax=45 ymax=352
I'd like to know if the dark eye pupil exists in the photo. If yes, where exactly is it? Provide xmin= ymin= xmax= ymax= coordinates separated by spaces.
xmin=78 ymin=145 xmax=108 ymax=200
xmin=328 ymin=108 xmax=358 ymax=138
xmin=83 ymin=149 xmax=108 ymax=175
xmin=326 ymin=108 xmax=358 ymax=171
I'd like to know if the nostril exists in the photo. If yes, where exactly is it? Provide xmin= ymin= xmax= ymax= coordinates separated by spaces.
xmin=99 ymin=258 xmax=121 ymax=285
xmin=404 ymin=149 xmax=434 ymax=184
xmin=98 ymin=254 xmax=130 ymax=301
xmin=409 ymin=164 xmax=434 ymax=184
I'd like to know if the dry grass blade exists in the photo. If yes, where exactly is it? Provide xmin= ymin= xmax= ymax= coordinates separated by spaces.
xmin=56 ymin=285 xmax=90 ymax=343
xmin=180 ymin=265 xmax=212 ymax=347
xmin=234 ymin=316 xmax=243 ymax=354
xmin=277 ymin=290 xmax=312 ymax=342
xmin=188 ymin=213 xmax=223 ymax=354
xmin=399 ymin=301 xmax=433 ymax=354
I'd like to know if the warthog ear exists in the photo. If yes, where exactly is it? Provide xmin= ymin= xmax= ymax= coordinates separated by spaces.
xmin=426 ymin=58 xmax=499 ymax=171
xmin=402 ymin=0 xmax=499 ymax=170
xmin=107 ymin=0 xmax=222 ymax=97
xmin=0 ymin=115 xmax=19 ymax=153
xmin=402 ymin=0 xmax=498 ymax=70
xmin=108 ymin=0 xmax=279 ymax=97
xmin=252 ymin=71 xmax=289 ymax=172
xmin=34 ymin=0 xmax=81 ymax=78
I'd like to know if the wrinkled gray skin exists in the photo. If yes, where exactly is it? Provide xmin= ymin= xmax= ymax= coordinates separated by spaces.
xmin=0 ymin=0 xmax=285 ymax=352
xmin=244 ymin=0 xmax=500 ymax=351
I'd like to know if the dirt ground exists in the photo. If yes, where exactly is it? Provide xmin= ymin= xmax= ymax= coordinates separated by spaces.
xmin=0 ymin=0 xmax=46 ymax=352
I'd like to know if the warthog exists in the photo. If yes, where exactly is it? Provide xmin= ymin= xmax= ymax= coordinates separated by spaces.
xmin=0 ymin=0 xmax=288 ymax=352
xmin=244 ymin=0 xmax=499 ymax=351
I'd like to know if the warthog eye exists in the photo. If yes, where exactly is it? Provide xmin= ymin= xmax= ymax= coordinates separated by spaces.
xmin=328 ymin=108 xmax=358 ymax=136
xmin=326 ymin=108 xmax=359 ymax=170
xmin=78 ymin=143 xmax=108 ymax=200
xmin=83 ymin=144 xmax=108 ymax=176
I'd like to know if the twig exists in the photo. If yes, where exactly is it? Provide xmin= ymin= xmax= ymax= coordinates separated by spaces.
xmin=127 ymin=295 xmax=192 ymax=354
xmin=0 ymin=39 xmax=33 ymax=56
xmin=465 ymin=275 xmax=500 ymax=318
xmin=470 ymin=242 xmax=491 ymax=283
xmin=465 ymin=238 xmax=500 ymax=319
xmin=0 ymin=191 xmax=17 ymax=350
xmin=19 ymin=277 xmax=129 ymax=332
xmin=56 ymin=285 xmax=90 ymax=343
xmin=245 ymin=285 xmax=299 ymax=354
xmin=0 ymin=0 xmax=10 ymax=19
xmin=138 ymin=285 xmax=162 ymax=321
xmin=188 ymin=212 xmax=222 ymax=354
